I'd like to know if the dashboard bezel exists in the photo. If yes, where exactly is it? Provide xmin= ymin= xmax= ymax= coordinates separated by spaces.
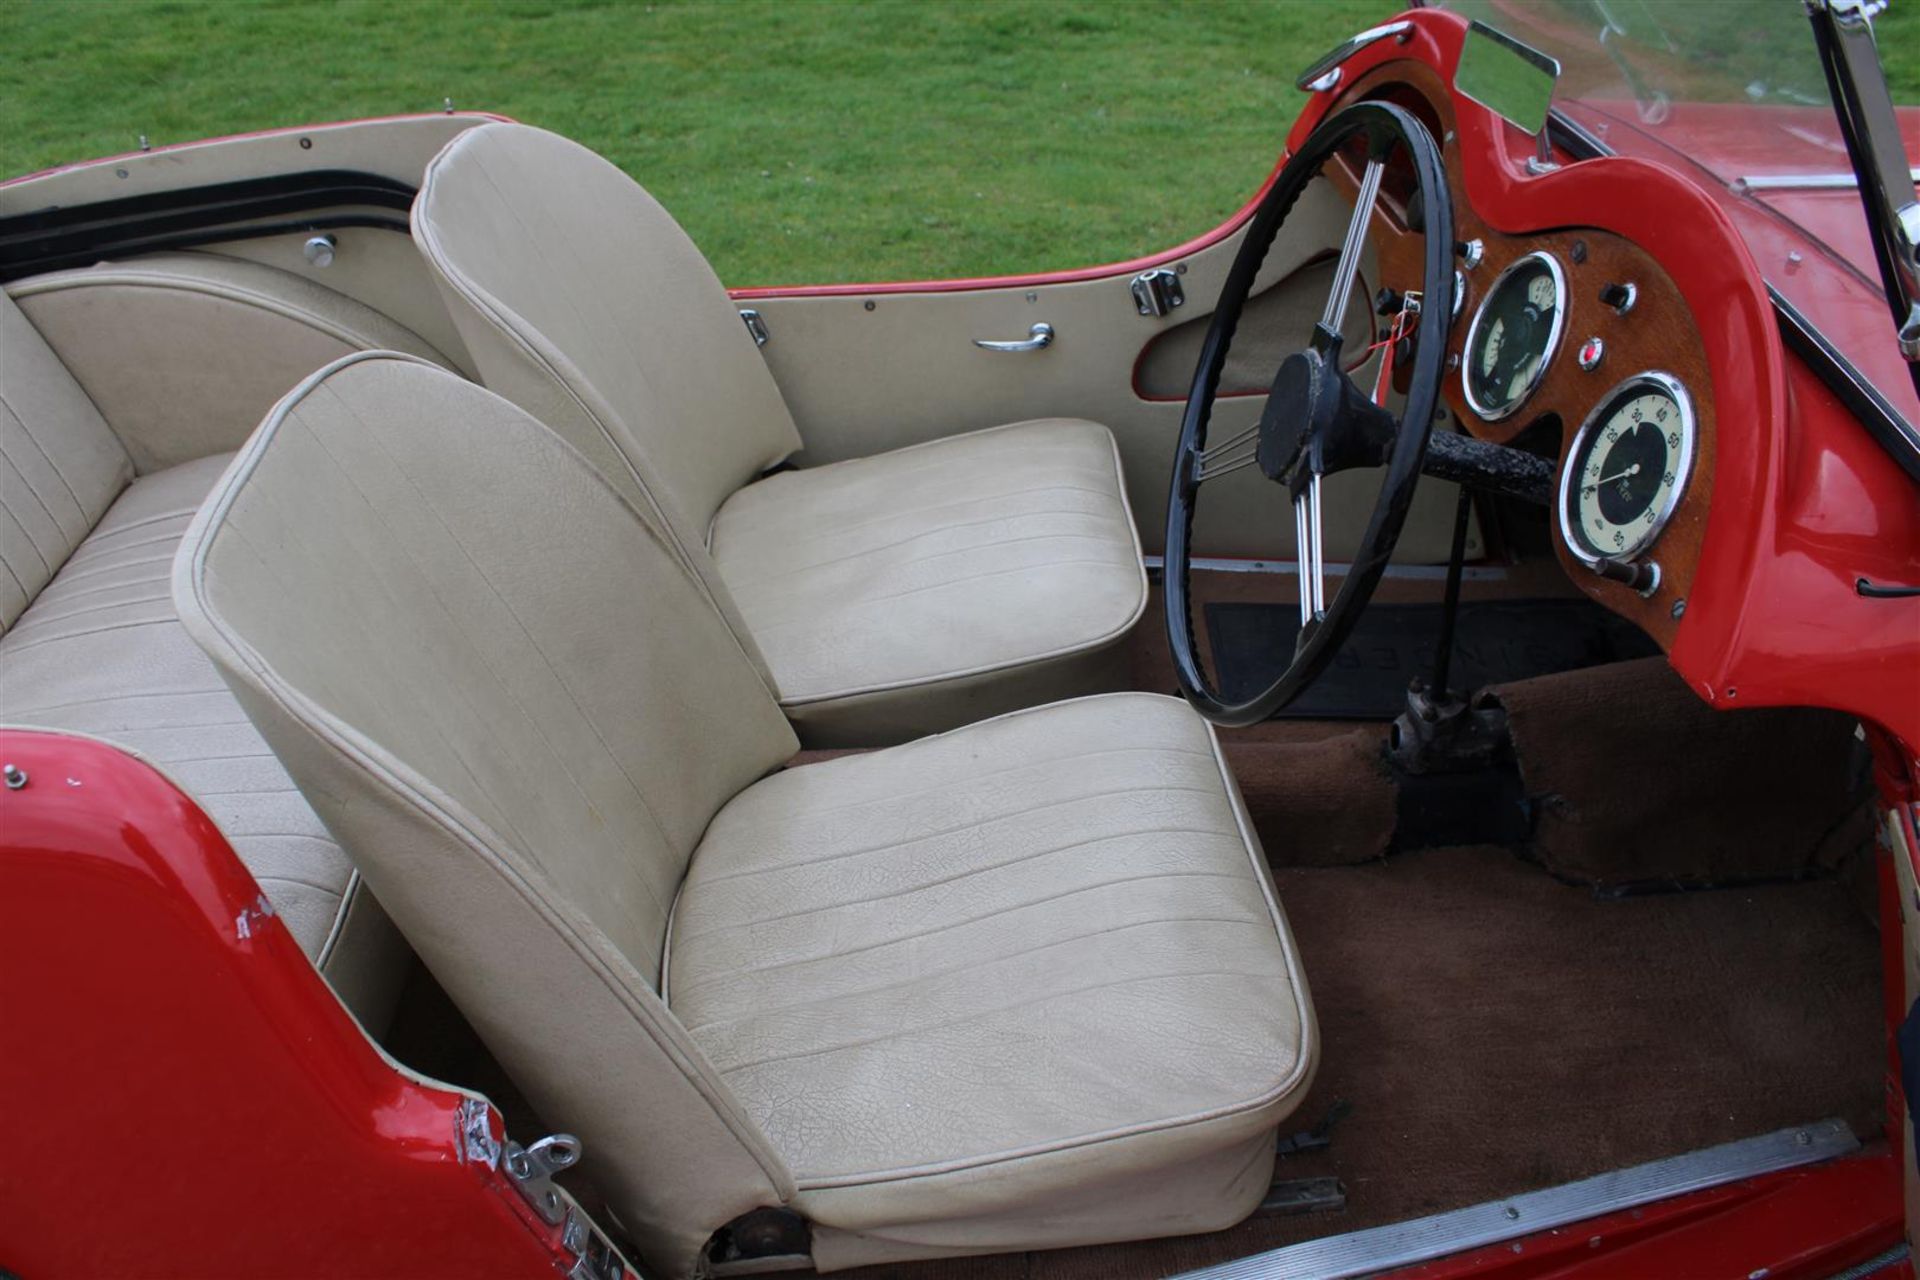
xmin=1460 ymin=248 xmax=1567 ymax=422
xmin=1556 ymin=370 xmax=1698 ymax=567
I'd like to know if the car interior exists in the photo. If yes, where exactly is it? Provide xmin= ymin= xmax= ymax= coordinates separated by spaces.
xmin=0 ymin=64 xmax=1885 ymax=1280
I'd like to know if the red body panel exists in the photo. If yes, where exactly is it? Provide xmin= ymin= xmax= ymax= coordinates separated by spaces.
xmin=0 ymin=730 xmax=614 ymax=1279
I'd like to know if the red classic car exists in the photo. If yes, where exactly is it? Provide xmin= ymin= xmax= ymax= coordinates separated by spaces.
xmin=3 ymin=3 xmax=1917 ymax=1278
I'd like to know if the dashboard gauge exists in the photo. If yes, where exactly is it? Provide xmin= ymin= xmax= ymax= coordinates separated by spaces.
xmin=1461 ymin=251 xmax=1567 ymax=421
xmin=1558 ymin=371 xmax=1697 ymax=565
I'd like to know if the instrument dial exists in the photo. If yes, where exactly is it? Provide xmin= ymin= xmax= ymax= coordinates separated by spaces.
xmin=1462 ymin=251 xmax=1567 ymax=421
xmin=1558 ymin=372 xmax=1697 ymax=565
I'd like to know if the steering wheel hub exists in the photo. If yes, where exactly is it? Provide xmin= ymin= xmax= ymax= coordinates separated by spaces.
xmin=1256 ymin=349 xmax=1328 ymax=483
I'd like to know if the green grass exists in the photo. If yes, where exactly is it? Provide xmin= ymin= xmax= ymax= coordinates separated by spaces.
xmin=0 ymin=0 xmax=1392 ymax=284
xmin=2 ymin=1 xmax=1913 ymax=287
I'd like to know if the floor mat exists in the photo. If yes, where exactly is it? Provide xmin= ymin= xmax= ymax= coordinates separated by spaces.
xmin=850 ymin=847 xmax=1882 ymax=1280
xmin=1203 ymin=598 xmax=1660 ymax=718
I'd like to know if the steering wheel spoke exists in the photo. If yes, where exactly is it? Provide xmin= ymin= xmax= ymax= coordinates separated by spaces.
xmin=1292 ymin=475 xmax=1327 ymax=626
xmin=1195 ymin=449 xmax=1261 ymax=483
xmin=1193 ymin=422 xmax=1262 ymax=483
xmin=1323 ymin=157 xmax=1385 ymax=339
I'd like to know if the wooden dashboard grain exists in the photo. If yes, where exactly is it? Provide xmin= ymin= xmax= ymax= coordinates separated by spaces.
xmin=1331 ymin=62 xmax=1715 ymax=648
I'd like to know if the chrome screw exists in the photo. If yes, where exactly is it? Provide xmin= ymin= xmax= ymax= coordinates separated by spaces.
xmin=4 ymin=763 xmax=27 ymax=790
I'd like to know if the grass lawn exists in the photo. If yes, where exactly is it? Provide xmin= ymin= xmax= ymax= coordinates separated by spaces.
xmin=2 ymin=1 xmax=1914 ymax=287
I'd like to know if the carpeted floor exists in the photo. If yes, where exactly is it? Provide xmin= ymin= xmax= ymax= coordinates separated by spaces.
xmin=839 ymin=845 xmax=1884 ymax=1280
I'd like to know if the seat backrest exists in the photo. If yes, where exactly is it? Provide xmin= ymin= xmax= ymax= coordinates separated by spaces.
xmin=173 ymin=351 xmax=800 ymax=1269
xmin=411 ymin=123 xmax=802 ymax=595
xmin=0 ymin=290 xmax=133 ymax=631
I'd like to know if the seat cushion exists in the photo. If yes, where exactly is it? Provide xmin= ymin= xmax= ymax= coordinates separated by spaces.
xmin=709 ymin=419 xmax=1148 ymax=746
xmin=668 ymin=692 xmax=1316 ymax=1261
xmin=0 ymin=453 xmax=407 ymax=1027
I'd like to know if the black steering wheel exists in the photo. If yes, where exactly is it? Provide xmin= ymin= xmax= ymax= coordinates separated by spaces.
xmin=1165 ymin=101 xmax=1454 ymax=726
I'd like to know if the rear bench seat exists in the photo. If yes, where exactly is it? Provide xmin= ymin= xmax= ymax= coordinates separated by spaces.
xmin=0 ymin=288 xmax=408 ymax=1027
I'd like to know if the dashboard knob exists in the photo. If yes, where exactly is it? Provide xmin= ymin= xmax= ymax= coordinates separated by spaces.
xmin=1590 ymin=556 xmax=1661 ymax=597
xmin=1599 ymin=281 xmax=1638 ymax=314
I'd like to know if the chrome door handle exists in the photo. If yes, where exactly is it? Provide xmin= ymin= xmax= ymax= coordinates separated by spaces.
xmin=973 ymin=322 xmax=1054 ymax=352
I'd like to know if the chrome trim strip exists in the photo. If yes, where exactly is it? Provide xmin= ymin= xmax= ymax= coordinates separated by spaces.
xmin=1146 ymin=555 xmax=1509 ymax=582
xmin=1735 ymin=166 xmax=1920 ymax=192
xmin=1556 ymin=370 xmax=1697 ymax=565
xmin=1171 ymin=1118 xmax=1859 ymax=1280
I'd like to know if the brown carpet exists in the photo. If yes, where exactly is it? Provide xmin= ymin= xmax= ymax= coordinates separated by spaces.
xmin=843 ymin=846 xmax=1883 ymax=1280
xmin=1221 ymin=729 xmax=1397 ymax=868
xmin=1492 ymin=658 xmax=1874 ymax=888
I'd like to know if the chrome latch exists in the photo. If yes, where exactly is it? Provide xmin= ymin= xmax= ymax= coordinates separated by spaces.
xmin=1130 ymin=268 xmax=1185 ymax=318
xmin=505 ymin=1133 xmax=583 ymax=1225
xmin=740 ymin=308 xmax=769 ymax=347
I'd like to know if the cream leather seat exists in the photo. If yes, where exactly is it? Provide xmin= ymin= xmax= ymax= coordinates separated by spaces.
xmin=0 ymin=292 xmax=407 ymax=1026
xmin=175 ymin=353 xmax=1316 ymax=1276
xmin=411 ymin=123 xmax=1147 ymax=746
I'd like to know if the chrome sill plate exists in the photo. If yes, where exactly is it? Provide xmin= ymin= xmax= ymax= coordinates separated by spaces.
xmin=1170 ymin=1118 xmax=1858 ymax=1280
xmin=1146 ymin=555 xmax=1509 ymax=582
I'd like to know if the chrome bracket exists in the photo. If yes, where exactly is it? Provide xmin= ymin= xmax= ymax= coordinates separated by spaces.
xmin=1295 ymin=20 xmax=1415 ymax=93
xmin=1130 ymin=267 xmax=1185 ymax=317
xmin=505 ymin=1133 xmax=583 ymax=1225
xmin=1525 ymin=129 xmax=1560 ymax=175
xmin=739 ymin=308 xmax=769 ymax=348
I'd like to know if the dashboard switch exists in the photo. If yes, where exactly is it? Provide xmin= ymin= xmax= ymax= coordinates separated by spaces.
xmin=1599 ymin=281 xmax=1638 ymax=314
xmin=1577 ymin=336 xmax=1605 ymax=371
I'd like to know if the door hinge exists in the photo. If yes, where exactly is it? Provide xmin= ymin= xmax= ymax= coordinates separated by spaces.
xmin=504 ymin=1133 xmax=581 ymax=1224
xmin=506 ymin=1132 xmax=638 ymax=1279
xmin=1130 ymin=267 xmax=1185 ymax=318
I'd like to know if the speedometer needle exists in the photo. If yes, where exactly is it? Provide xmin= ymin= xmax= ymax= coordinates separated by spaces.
xmin=1598 ymin=462 xmax=1641 ymax=484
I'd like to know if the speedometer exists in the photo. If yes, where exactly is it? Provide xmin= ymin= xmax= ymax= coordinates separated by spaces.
xmin=1462 ymin=251 xmax=1566 ymax=421
xmin=1557 ymin=372 xmax=1697 ymax=565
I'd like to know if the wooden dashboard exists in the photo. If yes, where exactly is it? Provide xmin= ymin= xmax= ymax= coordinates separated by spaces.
xmin=1337 ymin=62 xmax=1715 ymax=649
